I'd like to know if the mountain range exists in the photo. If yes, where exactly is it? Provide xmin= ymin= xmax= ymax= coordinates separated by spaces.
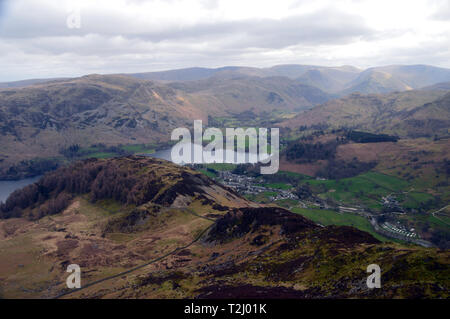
xmin=127 ymin=64 xmax=450 ymax=95
xmin=3 ymin=64 xmax=450 ymax=96
xmin=0 ymin=64 xmax=449 ymax=179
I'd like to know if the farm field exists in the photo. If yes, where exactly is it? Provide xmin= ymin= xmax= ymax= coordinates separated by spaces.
xmin=291 ymin=207 xmax=392 ymax=242
xmin=299 ymin=172 xmax=437 ymax=212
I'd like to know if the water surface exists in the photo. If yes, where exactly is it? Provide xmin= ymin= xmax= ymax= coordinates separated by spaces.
xmin=0 ymin=176 xmax=41 ymax=203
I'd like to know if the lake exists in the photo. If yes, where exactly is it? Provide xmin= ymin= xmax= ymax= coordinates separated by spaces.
xmin=0 ymin=176 xmax=42 ymax=203
xmin=147 ymin=143 xmax=265 ymax=164
xmin=0 ymin=149 xmax=174 ymax=204
xmin=0 ymin=144 xmax=263 ymax=203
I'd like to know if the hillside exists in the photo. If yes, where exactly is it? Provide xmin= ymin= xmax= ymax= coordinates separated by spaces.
xmin=0 ymin=74 xmax=191 ymax=177
xmin=281 ymin=88 xmax=450 ymax=138
xmin=0 ymin=78 xmax=71 ymax=89
xmin=0 ymin=73 xmax=330 ymax=178
xmin=168 ymin=74 xmax=332 ymax=114
xmin=341 ymin=70 xmax=413 ymax=95
xmin=125 ymin=65 xmax=360 ymax=85
xmin=295 ymin=67 xmax=360 ymax=93
xmin=422 ymin=81 xmax=450 ymax=91
xmin=0 ymin=157 xmax=448 ymax=298
xmin=369 ymin=65 xmax=450 ymax=89
xmin=339 ymin=65 xmax=450 ymax=95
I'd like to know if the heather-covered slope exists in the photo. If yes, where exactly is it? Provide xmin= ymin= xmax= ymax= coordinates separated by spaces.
xmin=0 ymin=157 xmax=448 ymax=299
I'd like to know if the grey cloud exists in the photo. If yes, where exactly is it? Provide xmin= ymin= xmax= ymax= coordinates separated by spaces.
xmin=233 ymin=10 xmax=372 ymax=48
xmin=0 ymin=5 xmax=373 ymax=56
xmin=0 ymin=0 xmax=371 ymax=46
xmin=200 ymin=0 xmax=219 ymax=10
xmin=432 ymin=3 xmax=450 ymax=20
xmin=0 ymin=0 xmax=448 ymax=82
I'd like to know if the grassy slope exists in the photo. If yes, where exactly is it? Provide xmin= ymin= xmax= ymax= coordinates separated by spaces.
xmin=291 ymin=207 xmax=391 ymax=242
xmin=301 ymin=171 xmax=437 ymax=211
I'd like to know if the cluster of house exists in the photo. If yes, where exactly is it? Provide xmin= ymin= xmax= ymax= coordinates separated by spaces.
xmin=267 ymin=191 xmax=299 ymax=201
xmin=381 ymin=195 xmax=405 ymax=213
xmin=218 ymin=171 xmax=298 ymax=201
xmin=381 ymin=221 xmax=418 ymax=238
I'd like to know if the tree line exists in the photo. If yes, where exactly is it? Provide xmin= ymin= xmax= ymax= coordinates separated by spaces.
xmin=0 ymin=157 xmax=170 ymax=220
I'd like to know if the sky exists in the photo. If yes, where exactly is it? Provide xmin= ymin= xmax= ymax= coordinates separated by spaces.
xmin=0 ymin=0 xmax=449 ymax=81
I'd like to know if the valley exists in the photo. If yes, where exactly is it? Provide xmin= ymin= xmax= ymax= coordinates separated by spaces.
xmin=0 ymin=63 xmax=449 ymax=299
xmin=0 ymin=157 xmax=448 ymax=299
xmin=192 ymin=162 xmax=446 ymax=247
xmin=2 ymin=0 xmax=450 ymax=305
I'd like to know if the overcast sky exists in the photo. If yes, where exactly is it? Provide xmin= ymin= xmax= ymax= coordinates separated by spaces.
xmin=0 ymin=0 xmax=449 ymax=81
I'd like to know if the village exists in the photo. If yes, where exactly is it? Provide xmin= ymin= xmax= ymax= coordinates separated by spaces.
xmin=218 ymin=171 xmax=299 ymax=201
xmin=213 ymin=170 xmax=428 ymax=246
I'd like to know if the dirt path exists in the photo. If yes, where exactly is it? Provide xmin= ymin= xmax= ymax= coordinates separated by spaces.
xmin=53 ymin=209 xmax=215 ymax=299
xmin=431 ymin=205 xmax=450 ymax=227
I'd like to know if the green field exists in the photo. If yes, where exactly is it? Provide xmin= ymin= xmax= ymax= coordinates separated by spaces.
xmin=360 ymin=172 xmax=409 ymax=192
xmin=400 ymin=192 xmax=435 ymax=209
xmin=204 ymin=163 xmax=236 ymax=171
xmin=299 ymin=172 xmax=427 ymax=211
xmin=78 ymin=144 xmax=156 ymax=159
xmin=198 ymin=169 xmax=217 ymax=178
xmin=291 ymin=207 xmax=391 ymax=242
xmin=120 ymin=144 xmax=155 ymax=154
xmin=82 ymin=151 xmax=117 ymax=159
xmin=264 ymin=183 xmax=292 ymax=190
xmin=400 ymin=212 xmax=450 ymax=232
xmin=272 ymin=170 xmax=436 ymax=213
xmin=273 ymin=199 xmax=298 ymax=208
xmin=277 ymin=170 xmax=311 ymax=179
xmin=244 ymin=191 xmax=279 ymax=203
